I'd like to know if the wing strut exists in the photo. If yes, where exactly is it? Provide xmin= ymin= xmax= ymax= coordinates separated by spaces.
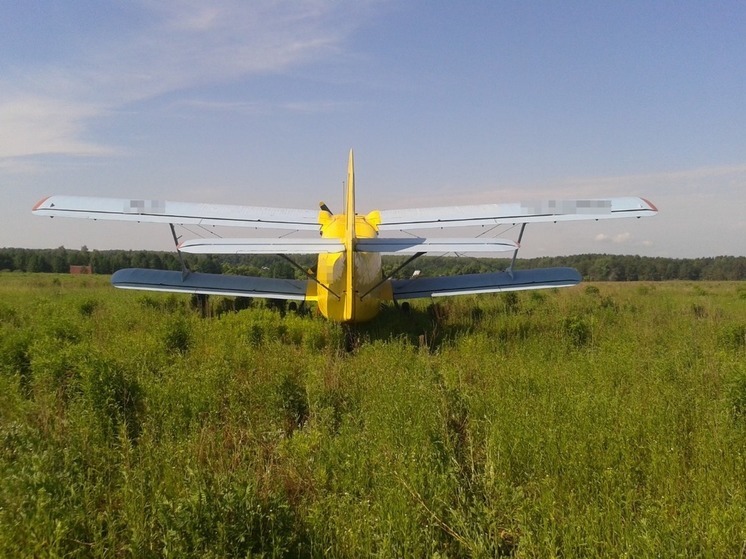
xmin=360 ymin=251 xmax=426 ymax=300
xmin=506 ymin=223 xmax=527 ymax=278
xmin=278 ymin=255 xmax=340 ymax=301
xmin=169 ymin=224 xmax=191 ymax=279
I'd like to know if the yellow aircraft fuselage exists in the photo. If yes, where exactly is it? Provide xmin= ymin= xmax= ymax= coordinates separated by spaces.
xmin=308 ymin=151 xmax=392 ymax=323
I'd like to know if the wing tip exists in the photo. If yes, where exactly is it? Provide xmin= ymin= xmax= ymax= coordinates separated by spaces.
xmin=32 ymin=196 xmax=51 ymax=212
xmin=641 ymin=198 xmax=658 ymax=213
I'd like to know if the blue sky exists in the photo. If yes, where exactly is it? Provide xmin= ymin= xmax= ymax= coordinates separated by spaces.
xmin=2 ymin=1 xmax=745 ymax=257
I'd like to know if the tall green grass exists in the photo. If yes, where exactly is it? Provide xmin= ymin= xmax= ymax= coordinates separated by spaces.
xmin=0 ymin=273 xmax=745 ymax=557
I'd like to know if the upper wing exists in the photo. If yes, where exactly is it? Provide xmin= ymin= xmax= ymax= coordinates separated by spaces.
xmin=32 ymin=195 xmax=321 ymax=230
xmin=378 ymin=197 xmax=657 ymax=231
xmin=178 ymin=237 xmax=518 ymax=255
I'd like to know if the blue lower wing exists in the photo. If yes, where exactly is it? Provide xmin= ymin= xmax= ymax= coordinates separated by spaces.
xmin=111 ymin=268 xmax=308 ymax=300
xmin=391 ymin=267 xmax=582 ymax=299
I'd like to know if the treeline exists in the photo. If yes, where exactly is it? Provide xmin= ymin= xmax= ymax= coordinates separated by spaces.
xmin=1 ymin=247 xmax=745 ymax=281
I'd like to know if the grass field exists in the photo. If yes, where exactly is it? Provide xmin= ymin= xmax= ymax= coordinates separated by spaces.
xmin=1 ymin=272 xmax=745 ymax=558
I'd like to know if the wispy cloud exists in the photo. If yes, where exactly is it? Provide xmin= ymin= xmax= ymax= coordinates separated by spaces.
xmin=595 ymin=232 xmax=632 ymax=244
xmin=394 ymin=162 xmax=746 ymax=210
xmin=174 ymin=98 xmax=354 ymax=116
xmin=550 ymin=164 xmax=746 ymax=198
xmin=0 ymin=98 xmax=115 ymax=160
xmin=0 ymin=1 xmax=375 ymax=168
xmin=97 ymin=0 xmax=354 ymax=100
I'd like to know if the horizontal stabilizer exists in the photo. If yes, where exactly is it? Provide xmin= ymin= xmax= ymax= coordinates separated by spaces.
xmin=391 ymin=267 xmax=582 ymax=299
xmin=356 ymin=237 xmax=517 ymax=254
xmin=111 ymin=269 xmax=308 ymax=300
xmin=33 ymin=195 xmax=320 ymax=230
xmin=378 ymin=197 xmax=657 ymax=230
xmin=179 ymin=238 xmax=344 ymax=255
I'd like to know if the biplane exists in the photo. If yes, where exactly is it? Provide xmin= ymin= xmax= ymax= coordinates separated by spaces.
xmin=33 ymin=150 xmax=657 ymax=323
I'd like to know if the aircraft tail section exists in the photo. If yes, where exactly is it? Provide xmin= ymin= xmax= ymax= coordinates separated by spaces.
xmin=346 ymin=149 xmax=356 ymax=241
xmin=344 ymin=149 xmax=356 ymax=320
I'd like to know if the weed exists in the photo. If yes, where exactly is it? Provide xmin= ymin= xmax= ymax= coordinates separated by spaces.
xmin=501 ymin=291 xmax=520 ymax=314
xmin=214 ymin=296 xmax=252 ymax=315
xmin=163 ymin=294 xmax=183 ymax=312
xmin=277 ymin=372 xmax=309 ymax=435
xmin=728 ymin=368 xmax=746 ymax=421
xmin=31 ymin=345 xmax=83 ymax=403
xmin=600 ymin=295 xmax=618 ymax=310
xmin=529 ymin=290 xmax=546 ymax=304
xmin=470 ymin=306 xmax=484 ymax=324
xmin=43 ymin=317 xmax=81 ymax=343
xmin=164 ymin=318 xmax=192 ymax=354
xmin=691 ymin=303 xmax=707 ymax=319
xmin=1 ymin=274 xmax=745 ymax=557
xmin=0 ymin=421 xmax=36 ymax=462
xmin=78 ymin=298 xmax=99 ymax=317
xmin=719 ymin=324 xmax=746 ymax=351
xmin=562 ymin=315 xmax=591 ymax=347
xmin=0 ymin=303 xmax=18 ymax=325
xmin=138 ymin=294 xmax=162 ymax=309
xmin=247 ymin=322 xmax=264 ymax=346
xmin=0 ymin=332 xmax=32 ymax=397
xmin=81 ymin=355 xmax=143 ymax=442
xmin=0 ymin=332 xmax=31 ymax=377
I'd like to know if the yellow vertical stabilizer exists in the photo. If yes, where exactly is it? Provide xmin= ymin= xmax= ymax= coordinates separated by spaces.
xmin=344 ymin=149 xmax=356 ymax=321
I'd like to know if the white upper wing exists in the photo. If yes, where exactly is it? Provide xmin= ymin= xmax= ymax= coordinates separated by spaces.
xmin=179 ymin=237 xmax=518 ymax=256
xmin=33 ymin=195 xmax=657 ymax=232
xmin=377 ymin=197 xmax=657 ymax=230
xmin=32 ymin=195 xmax=321 ymax=230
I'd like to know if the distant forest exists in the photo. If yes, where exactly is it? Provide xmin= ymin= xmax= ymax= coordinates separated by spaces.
xmin=1 ymin=247 xmax=745 ymax=281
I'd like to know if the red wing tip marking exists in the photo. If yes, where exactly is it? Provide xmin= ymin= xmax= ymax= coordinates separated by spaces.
xmin=641 ymin=198 xmax=658 ymax=212
xmin=32 ymin=196 xmax=50 ymax=211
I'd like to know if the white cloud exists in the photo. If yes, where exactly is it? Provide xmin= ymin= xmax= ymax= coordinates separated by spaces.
xmin=174 ymin=98 xmax=351 ymax=116
xmin=0 ymin=1 xmax=375 ymax=165
xmin=0 ymin=97 xmax=115 ymax=162
xmin=86 ymin=0 xmax=376 ymax=103
xmin=595 ymin=231 xmax=633 ymax=244
xmin=103 ymin=2 xmax=348 ymax=99
xmin=554 ymin=164 xmax=746 ymax=198
xmin=413 ymin=163 xmax=746 ymax=209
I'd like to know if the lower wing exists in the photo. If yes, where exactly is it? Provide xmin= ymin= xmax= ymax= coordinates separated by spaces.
xmin=111 ymin=269 xmax=310 ymax=300
xmin=391 ymin=267 xmax=581 ymax=299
